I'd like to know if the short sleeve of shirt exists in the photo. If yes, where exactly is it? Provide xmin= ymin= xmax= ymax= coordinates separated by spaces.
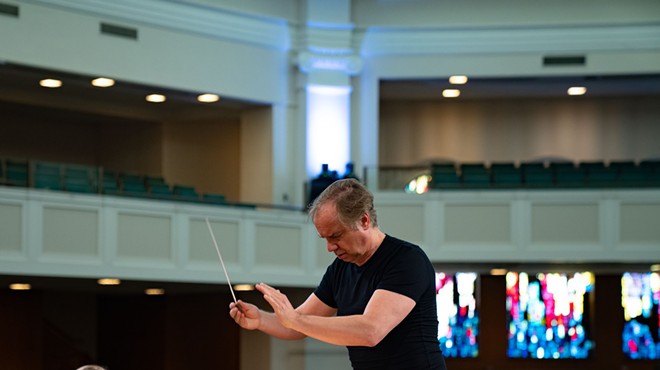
xmin=376 ymin=245 xmax=432 ymax=302
xmin=314 ymin=261 xmax=339 ymax=309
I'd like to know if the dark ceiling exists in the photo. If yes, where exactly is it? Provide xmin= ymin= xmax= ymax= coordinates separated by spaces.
xmin=380 ymin=74 xmax=660 ymax=101
xmin=2 ymin=62 xmax=659 ymax=125
xmin=0 ymin=62 xmax=267 ymax=123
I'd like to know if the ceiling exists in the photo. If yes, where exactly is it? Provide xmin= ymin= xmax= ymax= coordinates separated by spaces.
xmin=0 ymin=62 xmax=267 ymax=123
xmin=380 ymin=74 xmax=660 ymax=101
xmin=2 ymin=62 xmax=660 ymax=124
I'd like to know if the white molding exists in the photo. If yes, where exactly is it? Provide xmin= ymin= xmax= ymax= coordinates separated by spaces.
xmin=24 ymin=0 xmax=292 ymax=50
xmin=362 ymin=23 xmax=660 ymax=56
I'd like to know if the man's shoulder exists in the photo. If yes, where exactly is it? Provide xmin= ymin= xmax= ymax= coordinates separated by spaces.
xmin=384 ymin=235 xmax=427 ymax=257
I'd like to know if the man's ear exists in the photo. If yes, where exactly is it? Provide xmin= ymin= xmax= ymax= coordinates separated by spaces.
xmin=360 ymin=212 xmax=370 ymax=230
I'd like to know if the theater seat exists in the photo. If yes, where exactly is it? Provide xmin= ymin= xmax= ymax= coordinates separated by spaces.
xmin=461 ymin=163 xmax=491 ymax=188
xmin=64 ymin=164 xmax=97 ymax=193
xmin=430 ymin=163 xmax=460 ymax=189
xmin=618 ymin=161 xmax=654 ymax=188
xmin=174 ymin=185 xmax=200 ymax=202
xmin=552 ymin=162 xmax=586 ymax=188
xmin=582 ymin=161 xmax=618 ymax=188
xmin=521 ymin=162 xmax=554 ymax=188
xmin=5 ymin=159 xmax=29 ymax=187
xmin=203 ymin=193 xmax=227 ymax=204
xmin=34 ymin=161 xmax=62 ymax=191
xmin=491 ymin=163 xmax=522 ymax=188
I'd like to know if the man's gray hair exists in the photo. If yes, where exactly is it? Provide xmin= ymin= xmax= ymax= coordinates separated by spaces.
xmin=308 ymin=178 xmax=378 ymax=229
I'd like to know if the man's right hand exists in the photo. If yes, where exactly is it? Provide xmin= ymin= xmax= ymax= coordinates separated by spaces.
xmin=230 ymin=300 xmax=261 ymax=330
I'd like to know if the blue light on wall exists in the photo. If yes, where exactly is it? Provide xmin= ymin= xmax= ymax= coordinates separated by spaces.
xmin=306 ymin=84 xmax=351 ymax=178
xmin=622 ymin=272 xmax=660 ymax=359
xmin=506 ymin=271 xmax=594 ymax=359
xmin=436 ymin=272 xmax=479 ymax=358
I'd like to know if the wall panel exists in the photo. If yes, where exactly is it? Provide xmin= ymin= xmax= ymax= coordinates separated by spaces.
xmin=42 ymin=206 xmax=99 ymax=260
xmin=116 ymin=212 xmax=173 ymax=264
xmin=444 ymin=204 xmax=511 ymax=243
xmin=378 ymin=203 xmax=425 ymax=246
xmin=254 ymin=223 xmax=304 ymax=273
xmin=530 ymin=203 xmax=599 ymax=243
xmin=620 ymin=203 xmax=660 ymax=243
xmin=0 ymin=202 xmax=23 ymax=256
xmin=189 ymin=217 xmax=240 ymax=267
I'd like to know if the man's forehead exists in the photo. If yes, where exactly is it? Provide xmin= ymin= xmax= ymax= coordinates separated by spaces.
xmin=317 ymin=224 xmax=346 ymax=238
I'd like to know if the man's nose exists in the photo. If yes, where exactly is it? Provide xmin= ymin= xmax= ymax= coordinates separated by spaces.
xmin=326 ymin=241 xmax=338 ymax=252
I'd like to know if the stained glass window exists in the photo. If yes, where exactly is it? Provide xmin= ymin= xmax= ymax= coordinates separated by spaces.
xmin=506 ymin=271 xmax=594 ymax=359
xmin=622 ymin=272 xmax=660 ymax=359
xmin=436 ymin=272 xmax=479 ymax=358
xmin=406 ymin=174 xmax=431 ymax=194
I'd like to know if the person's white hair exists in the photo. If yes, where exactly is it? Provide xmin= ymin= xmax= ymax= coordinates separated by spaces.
xmin=76 ymin=365 xmax=105 ymax=370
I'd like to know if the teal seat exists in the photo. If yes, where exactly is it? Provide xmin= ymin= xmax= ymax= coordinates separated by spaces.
xmin=64 ymin=164 xmax=98 ymax=193
xmin=430 ymin=164 xmax=460 ymax=189
xmin=64 ymin=177 xmax=96 ymax=193
xmin=5 ymin=159 xmax=29 ymax=187
xmin=34 ymin=174 xmax=62 ymax=190
xmin=582 ymin=161 xmax=617 ymax=188
xmin=120 ymin=173 xmax=147 ymax=197
xmin=490 ymin=163 xmax=522 ymax=188
xmin=521 ymin=162 xmax=554 ymax=188
xmin=552 ymin=162 xmax=586 ymax=188
xmin=202 ymin=193 xmax=226 ymax=204
xmin=618 ymin=163 xmax=653 ymax=188
xmin=174 ymin=185 xmax=200 ymax=202
xmin=640 ymin=160 xmax=660 ymax=187
xmin=122 ymin=182 xmax=147 ymax=196
xmin=34 ymin=161 xmax=63 ymax=191
xmin=149 ymin=183 xmax=174 ymax=199
xmin=460 ymin=163 xmax=491 ymax=188
xmin=101 ymin=170 xmax=120 ymax=194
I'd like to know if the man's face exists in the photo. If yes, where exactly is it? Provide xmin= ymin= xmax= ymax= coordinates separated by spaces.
xmin=313 ymin=203 xmax=372 ymax=266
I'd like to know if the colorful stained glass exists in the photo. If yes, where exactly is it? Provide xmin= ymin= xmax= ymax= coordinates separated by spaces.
xmin=622 ymin=272 xmax=660 ymax=359
xmin=436 ymin=272 xmax=479 ymax=358
xmin=506 ymin=271 xmax=594 ymax=359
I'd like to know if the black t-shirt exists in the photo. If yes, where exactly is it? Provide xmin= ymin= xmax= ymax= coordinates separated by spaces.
xmin=314 ymin=235 xmax=447 ymax=370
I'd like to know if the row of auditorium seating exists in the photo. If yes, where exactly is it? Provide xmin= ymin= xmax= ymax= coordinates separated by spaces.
xmin=430 ymin=160 xmax=660 ymax=189
xmin=0 ymin=158 xmax=234 ymax=206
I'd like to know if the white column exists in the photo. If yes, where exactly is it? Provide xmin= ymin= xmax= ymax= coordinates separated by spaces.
xmin=297 ymin=0 xmax=362 ymax=179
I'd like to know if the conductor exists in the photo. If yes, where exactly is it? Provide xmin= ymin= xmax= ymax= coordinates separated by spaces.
xmin=229 ymin=178 xmax=447 ymax=369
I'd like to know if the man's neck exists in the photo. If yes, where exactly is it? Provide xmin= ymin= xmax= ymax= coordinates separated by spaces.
xmin=355 ymin=228 xmax=386 ymax=266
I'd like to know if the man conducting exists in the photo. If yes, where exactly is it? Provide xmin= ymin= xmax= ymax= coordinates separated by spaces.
xmin=229 ymin=178 xmax=447 ymax=370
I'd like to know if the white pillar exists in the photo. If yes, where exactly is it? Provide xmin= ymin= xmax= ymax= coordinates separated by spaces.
xmin=297 ymin=0 xmax=362 ymax=180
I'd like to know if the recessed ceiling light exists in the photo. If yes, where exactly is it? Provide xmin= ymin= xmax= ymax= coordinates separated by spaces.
xmin=9 ymin=283 xmax=31 ymax=290
xmin=442 ymin=89 xmax=460 ymax=98
xmin=146 ymin=94 xmax=166 ymax=103
xmin=97 ymin=278 xmax=121 ymax=285
xmin=449 ymin=75 xmax=468 ymax=85
xmin=233 ymin=284 xmax=255 ymax=291
xmin=567 ymin=86 xmax=587 ymax=96
xmin=39 ymin=78 xmax=62 ymax=88
xmin=198 ymin=93 xmax=219 ymax=103
xmin=490 ymin=268 xmax=508 ymax=276
xmin=91 ymin=77 xmax=115 ymax=88
xmin=145 ymin=288 xmax=165 ymax=295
